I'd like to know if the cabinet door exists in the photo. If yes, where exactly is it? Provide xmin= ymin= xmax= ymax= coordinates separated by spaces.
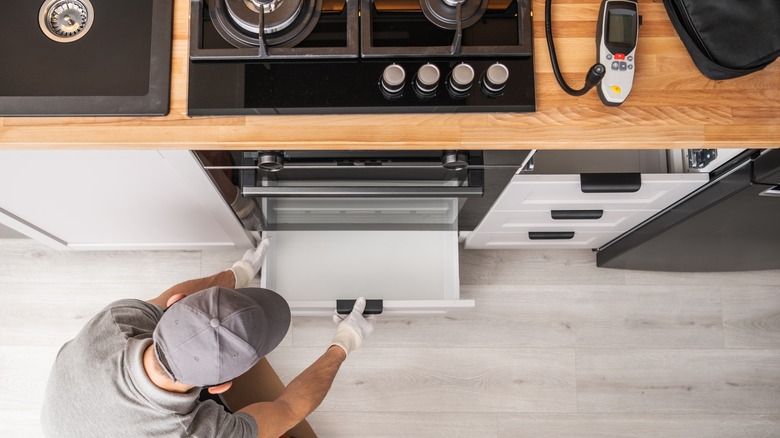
xmin=0 ymin=151 xmax=253 ymax=250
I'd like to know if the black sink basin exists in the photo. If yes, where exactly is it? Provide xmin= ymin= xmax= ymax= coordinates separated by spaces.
xmin=0 ymin=0 xmax=173 ymax=116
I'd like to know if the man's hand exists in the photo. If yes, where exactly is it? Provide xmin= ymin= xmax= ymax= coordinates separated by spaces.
xmin=230 ymin=237 xmax=271 ymax=288
xmin=330 ymin=297 xmax=376 ymax=356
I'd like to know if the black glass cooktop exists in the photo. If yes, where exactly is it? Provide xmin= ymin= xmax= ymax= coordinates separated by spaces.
xmin=0 ymin=0 xmax=173 ymax=116
xmin=188 ymin=0 xmax=535 ymax=115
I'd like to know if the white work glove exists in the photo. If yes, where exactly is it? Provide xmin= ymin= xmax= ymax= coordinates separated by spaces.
xmin=229 ymin=237 xmax=271 ymax=288
xmin=330 ymin=297 xmax=376 ymax=356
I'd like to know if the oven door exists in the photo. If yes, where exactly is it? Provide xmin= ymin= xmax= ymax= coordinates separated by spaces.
xmin=237 ymin=150 xmax=485 ymax=232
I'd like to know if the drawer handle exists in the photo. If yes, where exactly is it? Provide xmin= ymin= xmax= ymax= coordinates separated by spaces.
xmin=336 ymin=299 xmax=384 ymax=315
xmin=551 ymin=210 xmax=604 ymax=220
xmin=528 ymin=231 xmax=575 ymax=240
xmin=580 ymin=173 xmax=641 ymax=193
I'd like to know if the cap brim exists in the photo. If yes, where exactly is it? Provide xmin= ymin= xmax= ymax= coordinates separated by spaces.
xmin=234 ymin=287 xmax=291 ymax=358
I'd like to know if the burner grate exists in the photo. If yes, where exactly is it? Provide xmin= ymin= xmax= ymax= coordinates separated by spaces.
xmin=190 ymin=0 xmax=358 ymax=60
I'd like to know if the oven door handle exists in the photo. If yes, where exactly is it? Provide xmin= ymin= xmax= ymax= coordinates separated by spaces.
xmin=241 ymin=186 xmax=484 ymax=198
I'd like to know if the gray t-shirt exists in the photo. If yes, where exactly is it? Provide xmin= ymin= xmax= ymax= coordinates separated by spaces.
xmin=41 ymin=299 xmax=259 ymax=438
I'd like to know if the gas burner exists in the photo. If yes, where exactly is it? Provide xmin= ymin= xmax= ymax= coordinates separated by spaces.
xmin=420 ymin=0 xmax=487 ymax=30
xmin=39 ymin=0 xmax=95 ymax=43
xmin=208 ymin=0 xmax=322 ymax=47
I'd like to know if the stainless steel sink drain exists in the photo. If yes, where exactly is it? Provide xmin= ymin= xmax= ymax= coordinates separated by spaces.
xmin=39 ymin=0 xmax=94 ymax=43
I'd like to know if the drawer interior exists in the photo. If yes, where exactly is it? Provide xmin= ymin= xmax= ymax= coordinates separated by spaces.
xmin=261 ymin=230 xmax=460 ymax=302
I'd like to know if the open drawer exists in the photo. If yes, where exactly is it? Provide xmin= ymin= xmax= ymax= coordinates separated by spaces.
xmin=260 ymin=230 xmax=473 ymax=316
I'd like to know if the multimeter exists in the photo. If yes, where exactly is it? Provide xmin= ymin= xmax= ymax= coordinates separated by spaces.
xmin=596 ymin=0 xmax=639 ymax=106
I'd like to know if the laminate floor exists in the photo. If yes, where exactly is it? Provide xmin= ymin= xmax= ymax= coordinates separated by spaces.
xmin=1 ymin=239 xmax=779 ymax=437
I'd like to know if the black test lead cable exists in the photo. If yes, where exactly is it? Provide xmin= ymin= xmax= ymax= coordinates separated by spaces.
xmin=545 ymin=0 xmax=606 ymax=96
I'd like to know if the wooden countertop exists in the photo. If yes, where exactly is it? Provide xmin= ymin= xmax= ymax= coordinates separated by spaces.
xmin=1 ymin=0 xmax=777 ymax=150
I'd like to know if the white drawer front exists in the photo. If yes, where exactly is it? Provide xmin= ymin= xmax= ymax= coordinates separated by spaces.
xmin=261 ymin=230 xmax=472 ymax=315
xmin=286 ymin=300 xmax=474 ymax=316
xmin=492 ymin=174 xmax=708 ymax=211
xmin=477 ymin=209 xmax=659 ymax=233
xmin=466 ymin=230 xmax=622 ymax=249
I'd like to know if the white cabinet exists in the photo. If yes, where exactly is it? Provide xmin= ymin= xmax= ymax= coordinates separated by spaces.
xmin=465 ymin=173 xmax=709 ymax=249
xmin=0 ymin=150 xmax=253 ymax=250
xmin=261 ymin=229 xmax=473 ymax=315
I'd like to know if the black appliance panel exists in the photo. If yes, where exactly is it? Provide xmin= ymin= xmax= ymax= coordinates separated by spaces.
xmin=189 ymin=58 xmax=534 ymax=114
xmin=597 ymin=149 xmax=780 ymax=272
xmin=195 ymin=150 xmax=527 ymax=232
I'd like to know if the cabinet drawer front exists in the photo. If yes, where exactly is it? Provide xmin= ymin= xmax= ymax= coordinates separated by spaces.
xmin=287 ymin=299 xmax=475 ymax=316
xmin=478 ymin=209 xmax=659 ymax=233
xmin=466 ymin=230 xmax=621 ymax=249
xmin=493 ymin=174 xmax=708 ymax=211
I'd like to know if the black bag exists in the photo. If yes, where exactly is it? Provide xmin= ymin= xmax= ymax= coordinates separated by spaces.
xmin=662 ymin=0 xmax=780 ymax=80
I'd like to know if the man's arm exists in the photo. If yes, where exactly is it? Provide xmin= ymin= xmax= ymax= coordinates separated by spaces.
xmin=237 ymin=346 xmax=347 ymax=438
xmin=147 ymin=270 xmax=235 ymax=309
xmin=147 ymin=239 xmax=271 ymax=309
xmin=238 ymin=297 xmax=375 ymax=438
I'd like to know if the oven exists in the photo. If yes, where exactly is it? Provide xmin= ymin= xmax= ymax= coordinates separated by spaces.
xmin=196 ymin=149 xmax=529 ymax=316
xmin=196 ymin=150 xmax=530 ymax=233
xmin=187 ymin=0 xmax=535 ymax=115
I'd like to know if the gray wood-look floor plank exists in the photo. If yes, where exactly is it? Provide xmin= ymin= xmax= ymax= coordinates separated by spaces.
xmin=723 ymin=285 xmax=780 ymax=349
xmin=497 ymin=414 xmax=780 ymax=438
xmin=293 ymin=284 xmax=723 ymax=349
xmin=623 ymin=268 xmax=780 ymax=287
xmin=459 ymin=248 xmax=627 ymax=286
xmin=0 ymin=240 xmax=201 ymax=284
xmin=266 ymin=347 xmax=577 ymax=414
xmin=577 ymin=349 xmax=780 ymax=414
xmin=307 ymin=411 xmax=498 ymax=438
xmin=0 ymin=347 xmax=60 ymax=411
xmin=0 ymin=410 xmax=44 ymax=438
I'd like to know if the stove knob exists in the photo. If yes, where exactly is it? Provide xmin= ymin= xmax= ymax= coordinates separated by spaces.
xmin=259 ymin=152 xmax=284 ymax=172
xmin=447 ymin=63 xmax=475 ymax=96
xmin=481 ymin=63 xmax=509 ymax=95
xmin=380 ymin=64 xmax=406 ymax=97
xmin=442 ymin=150 xmax=469 ymax=171
xmin=414 ymin=63 xmax=440 ymax=97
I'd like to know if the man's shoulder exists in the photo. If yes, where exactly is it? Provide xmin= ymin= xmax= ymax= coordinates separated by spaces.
xmin=102 ymin=299 xmax=164 ymax=337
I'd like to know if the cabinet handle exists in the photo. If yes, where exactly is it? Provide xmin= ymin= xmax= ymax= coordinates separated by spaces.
xmin=580 ymin=173 xmax=641 ymax=193
xmin=759 ymin=185 xmax=780 ymax=198
xmin=551 ymin=210 xmax=604 ymax=220
xmin=242 ymin=186 xmax=483 ymax=198
xmin=336 ymin=299 xmax=384 ymax=315
xmin=528 ymin=231 xmax=575 ymax=240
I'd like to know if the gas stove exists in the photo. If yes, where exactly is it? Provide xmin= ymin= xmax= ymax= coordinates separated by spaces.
xmin=188 ymin=0 xmax=535 ymax=115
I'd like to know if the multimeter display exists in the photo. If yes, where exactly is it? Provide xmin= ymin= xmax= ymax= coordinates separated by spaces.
xmin=608 ymin=12 xmax=635 ymax=44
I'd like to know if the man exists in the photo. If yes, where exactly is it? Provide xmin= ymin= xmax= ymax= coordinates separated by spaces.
xmin=41 ymin=239 xmax=375 ymax=437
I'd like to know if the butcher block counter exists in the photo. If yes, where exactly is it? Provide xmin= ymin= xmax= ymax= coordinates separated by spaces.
xmin=0 ymin=0 xmax=777 ymax=150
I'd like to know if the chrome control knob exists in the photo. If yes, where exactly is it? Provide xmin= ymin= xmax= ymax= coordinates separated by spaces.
xmin=259 ymin=152 xmax=284 ymax=172
xmin=442 ymin=150 xmax=469 ymax=170
xmin=447 ymin=63 xmax=475 ymax=96
xmin=380 ymin=64 xmax=406 ymax=97
xmin=481 ymin=63 xmax=509 ymax=95
xmin=414 ymin=63 xmax=440 ymax=97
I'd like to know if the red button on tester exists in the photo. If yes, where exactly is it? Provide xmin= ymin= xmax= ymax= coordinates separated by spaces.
xmin=614 ymin=53 xmax=626 ymax=60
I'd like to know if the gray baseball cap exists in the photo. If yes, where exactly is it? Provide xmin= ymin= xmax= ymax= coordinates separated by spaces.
xmin=152 ymin=286 xmax=291 ymax=387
